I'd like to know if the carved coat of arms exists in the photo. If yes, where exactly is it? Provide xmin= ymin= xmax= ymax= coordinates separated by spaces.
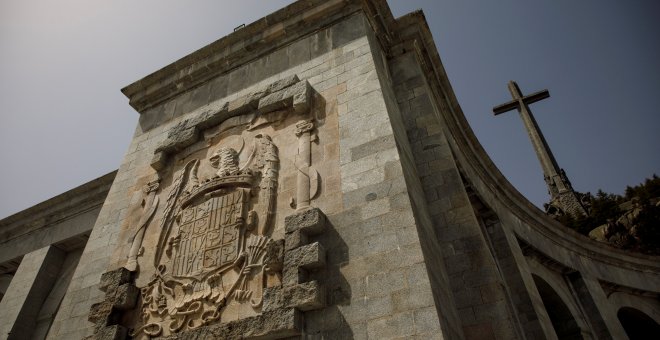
xmin=133 ymin=134 xmax=280 ymax=337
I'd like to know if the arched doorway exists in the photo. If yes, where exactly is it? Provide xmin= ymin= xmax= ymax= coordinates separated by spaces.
xmin=618 ymin=307 xmax=660 ymax=340
xmin=533 ymin=275 xmax=584 ymax=339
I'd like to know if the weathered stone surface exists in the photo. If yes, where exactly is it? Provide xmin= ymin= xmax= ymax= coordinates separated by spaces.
xmin=111 ymin=283 xmax=139 ymax=310
xmin=263 ymin=287 xmax=283 ymax=313
xmin=266 ymin=75 xmax=301 ymax=94
xmin=291 ymin=81 xmax=312 ymax=114
xmin=227 ymin=93 xmax=256 ymax=115
xmin=284 ymin=207 xmax=326 ymax=235
xmin=86 ymin=268 xmax=139 ymax=340
xmin=150 ymin=77 xmax=314 ymax=172
xmin=263 ymin=281 xmax=325 ymax=312
xmin=285 ymin=242 xmax=326 ymax=271
xmin=88 ymin=301 xmax=112 ymax=324
xmin=189 ymin=101 xmax=230 ymax=129
xmin=285 ymin=229 xmax=308 ymax=251
xmin=283 ymin=242 xmax=326 ymax=287
xmin=150 ymin=151 xmax=168 ymax=171
xmin=265 ymin=239 xmax=285 ymax=273
xmin=83 ymin=325 xmax=128 ymax=340
xmin=154 ymin=123 xmax=199 ymax=154
xmin=99 ymin=267 xmax=132 ymax=293
xmin=284 ymin=281 xmax=326 ymax=311
xmin=282 ymin=267 xmax=306 ymax=288
xmin=258 ymin=80 xmax=311 ymax=114
xmin=161 ymin=308 xmax=302 ymax=340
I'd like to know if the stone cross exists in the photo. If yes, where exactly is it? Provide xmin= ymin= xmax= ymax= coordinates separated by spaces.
xmin=493 ymin=81 xmax=587 ymax=217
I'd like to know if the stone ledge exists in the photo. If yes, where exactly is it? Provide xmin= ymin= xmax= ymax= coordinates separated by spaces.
xmin=284 ymin=208 xmax=326 ymax=235
xmin=151 ymin=75 xmax=312 ymax=171
xmin=84 ymin=324 xmax=127 ymax=340
xmin=258 ymin=80 xmax=311 ymax=114
xmin=264 ymin=281 xmax=326 ymax=312
xmin=286 ymin=243 xmax=326 ymax=269
xmin=283 ymin=242 xmax=326 ymax=287
xmin=284 ymin=208 xmax=326 ymax=251
xmin=99 ymin=267 xmax=132 ymax=292
xmin=0 ymin=170 xmax=115 ymax=254
xmin=161 ymin=308 xmax=302 ymax=340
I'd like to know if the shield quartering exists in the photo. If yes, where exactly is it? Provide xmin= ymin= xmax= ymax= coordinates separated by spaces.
xmin=172 ymin=188 xmax=248 ymax=280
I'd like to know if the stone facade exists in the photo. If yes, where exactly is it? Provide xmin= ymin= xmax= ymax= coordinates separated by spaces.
xmin=0 ymin=171 xmax=115 ymax=340
xmin=1 ymin=1 xmax=659 ymax=339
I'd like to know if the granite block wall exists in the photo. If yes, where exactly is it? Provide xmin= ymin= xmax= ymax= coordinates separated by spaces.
xmin=388 ymin=50 xmax=524 ymax=339
xmin=49 ymin=12 xmax=453 ymax=339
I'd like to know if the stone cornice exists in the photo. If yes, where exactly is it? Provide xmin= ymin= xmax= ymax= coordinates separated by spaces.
xmin=122 ymin=0 xmax=345 ymax=112
xmin=121 ymin=0 xmax=400 ymax=113
xmin=0 ymin=171 xmax=116 ymax=245
xmin=150 ymin=75 xmax=313 ymax=171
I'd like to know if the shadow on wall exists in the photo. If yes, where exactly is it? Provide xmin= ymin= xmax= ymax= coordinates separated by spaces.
xmin=307 ymin=217 xmax=353 ymax=338
xmin=532 ymin=274 xmax=584 ymax=340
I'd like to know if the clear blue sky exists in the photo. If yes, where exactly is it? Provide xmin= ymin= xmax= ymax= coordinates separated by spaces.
xmin=1 ymin=0 xmax=659 ymax=218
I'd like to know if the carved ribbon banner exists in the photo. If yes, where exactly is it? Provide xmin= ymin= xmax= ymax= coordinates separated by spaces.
xmin=125 ymin=180 xmax=160 ymax=272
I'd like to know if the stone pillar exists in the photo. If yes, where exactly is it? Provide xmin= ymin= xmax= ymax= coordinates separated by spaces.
xmin=481 ymin=218 xmax=547 ymax=338
xmin=571 ymin=274 xmax=628 ymax=339
xmin=0 ymin=245 xmax=65 ymax=340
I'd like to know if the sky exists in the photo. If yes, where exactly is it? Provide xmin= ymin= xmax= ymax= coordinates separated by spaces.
xmin=1 ymin=0 xmax=659 ymax=219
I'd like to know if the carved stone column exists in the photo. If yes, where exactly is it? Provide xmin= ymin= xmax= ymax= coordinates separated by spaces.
xmin=294 ymin=120 xmax=315 ymax=212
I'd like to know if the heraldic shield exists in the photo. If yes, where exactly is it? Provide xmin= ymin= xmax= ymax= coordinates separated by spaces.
xmin=133 ymin=134 xmax=280 ymax=338
xmin=172 ymin=189 xmax=246 ymax=280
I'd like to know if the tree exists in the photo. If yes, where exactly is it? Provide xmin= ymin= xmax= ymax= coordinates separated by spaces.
xmin=625 ymin=174 xmax=660 ymax=203
xmin=555 ymin=175 xmax=660 ymax=254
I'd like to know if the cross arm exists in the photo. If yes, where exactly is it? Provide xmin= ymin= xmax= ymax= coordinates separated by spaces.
xmin=523 ymin=89 xmax=550 ymax=106
xmin=493 ymin=100 xmax=520 ymax=115
xmin=492 ymin=89 xmax=550 ymax=115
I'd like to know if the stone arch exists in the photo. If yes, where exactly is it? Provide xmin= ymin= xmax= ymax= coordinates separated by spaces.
xmin=608 ymin=291 xmax=660 ymax=339
xmin=617 ymin=307 xmax=660 ymax=339
xmin=532 ymin=273 xmax=587 ymax=339
xmin=608 ymin=291 xmax=660 ymax=325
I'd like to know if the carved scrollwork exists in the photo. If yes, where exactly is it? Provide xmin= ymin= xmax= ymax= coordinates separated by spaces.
xmin=133 ymin=134 xmax=280 ymax=338
xmin=294 ymin=120 xmax=314 ymax=137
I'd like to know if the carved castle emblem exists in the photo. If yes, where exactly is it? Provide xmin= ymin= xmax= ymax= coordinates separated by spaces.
xmin=133 ymin=134 xmax=281 ymax=337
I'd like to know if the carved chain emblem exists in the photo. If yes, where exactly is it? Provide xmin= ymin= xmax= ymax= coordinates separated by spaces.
xmin=132 ymin=134 xmax=280 ymax=338
xmin=294 ymin=119 xmax=314 ymax=137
